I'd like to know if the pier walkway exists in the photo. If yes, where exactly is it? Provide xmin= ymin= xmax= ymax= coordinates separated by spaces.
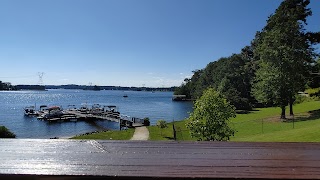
xmin=64 ymin=110 xmax=120 ymax=122
xmin=130 ymin=126 xmax=149 ymax=140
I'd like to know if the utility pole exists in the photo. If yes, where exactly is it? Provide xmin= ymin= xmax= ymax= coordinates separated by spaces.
xmin=38 ymin=72 xmax=45 ymax=85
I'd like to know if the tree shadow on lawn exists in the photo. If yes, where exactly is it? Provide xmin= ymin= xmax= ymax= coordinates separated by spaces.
xmin=236 ymin=109 xmax=260 ymax=114
xmin=285 ymin=109 xmax=320 ymax=123
xmin=164 ymin=136 xmax=175 ymax=140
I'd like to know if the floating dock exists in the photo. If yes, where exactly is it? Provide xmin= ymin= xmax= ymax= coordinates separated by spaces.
xmin=34 ymin=107 xmax=144 ymax=128
xmin=63 ymin=110 xmax=120 ymax=122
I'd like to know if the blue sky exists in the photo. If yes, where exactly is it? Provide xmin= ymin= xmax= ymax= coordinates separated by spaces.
xmin=0 ymin=0 xmax=319 ymax=87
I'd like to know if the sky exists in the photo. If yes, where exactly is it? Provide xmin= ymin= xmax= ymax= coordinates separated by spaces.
xmin=0 ymin=0 xmax=319 ymax=87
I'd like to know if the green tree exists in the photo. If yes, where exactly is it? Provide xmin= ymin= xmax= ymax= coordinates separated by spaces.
xmin=175 ymin=54 xmax=256 ymax=110
xmin=253 ymin=0 xmax=318 ymax=119
xmin=309 ymin=58 xmax=320 ymax=88
xmin=0 ymin=81 xmax=3 ymax=90
xmin=0 ymin=126 xmax=16 ymax=138
xmin=186 ymin=88 xmax=236 ymax=141
xmin=143 ymin=117 xmax=150 ymax=126
xmin=252 ymin=62 xmax=287 ymax=117
xmin=156 ymin=120 xmax=168 ymax=136
xmin=174 ymin=70 xmax=203 ymax=100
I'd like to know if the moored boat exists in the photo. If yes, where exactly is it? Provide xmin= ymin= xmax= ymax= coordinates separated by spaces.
xmin=24 ymin=106 xmax=38 ymax=116
xmin=38 ymin=106 xmax=63 ymax=120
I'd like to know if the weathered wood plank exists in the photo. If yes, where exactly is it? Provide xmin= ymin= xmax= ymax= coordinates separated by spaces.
xmin=1 ymin=139 xmax=320 ymax=179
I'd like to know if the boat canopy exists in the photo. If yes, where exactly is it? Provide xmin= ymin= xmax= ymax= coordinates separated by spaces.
xmin=48 ymin=106 xmax=61 ymax=111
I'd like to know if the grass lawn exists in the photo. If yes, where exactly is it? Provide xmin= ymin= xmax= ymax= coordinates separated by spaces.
xmin=148 ymin=101 xmax=320 ymax=142
xmin=232 ymin=101 xmax=320 ymax=122
xmin=231 ymin=101 xmax=320 ymax=141
xmin=71 ymin=129 xmax=135 ymax=140
xmin=234 ymin=118 xmax=320 ymax=142
xmin=148 ymin=120 xmax=195 ymax=141
xmin=71 ymin=100 xmax=320 ymax=142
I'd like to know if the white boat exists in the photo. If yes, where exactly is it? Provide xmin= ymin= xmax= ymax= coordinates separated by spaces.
xmin=67 ymin=105 xmax=77 ymax=111
xmin=24 ymin=106 xmax=38 ymax=116
xmin=38 ymin=106 xmax=63 ymax=119
xmin=103 ymin=105 xmax=120 ymax=119
xmin=90 ymin=104 xmax=104 ymax=115
xmin=79 ymin=103 xmax=89 ymax=114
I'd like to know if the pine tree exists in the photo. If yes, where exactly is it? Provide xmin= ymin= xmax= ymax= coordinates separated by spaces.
xmin=253 ymin=0 xmax=318 ymax=119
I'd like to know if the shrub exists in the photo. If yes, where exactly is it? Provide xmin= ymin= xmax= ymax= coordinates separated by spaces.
xmin=0 ymin=126 xmax=16 ymax=138
xmin=186 ymin=88 xmax=236 ymax=141
xmin=157 ymin=120 xmax=168 ymax=135
xmin=143 ymin=117 xmax=150 ymax=126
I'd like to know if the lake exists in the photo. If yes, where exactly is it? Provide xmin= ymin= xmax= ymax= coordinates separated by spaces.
xmin=0 ymin=89 xmax=193 ymax=138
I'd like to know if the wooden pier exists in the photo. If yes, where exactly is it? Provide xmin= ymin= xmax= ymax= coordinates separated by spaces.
xmin=63 ymin=110 xmax=120 ymax=122
xmin=25 ymin=104 xmax=145 ymax=128
xmin=36 ymin=110 xmax=144 ymax=128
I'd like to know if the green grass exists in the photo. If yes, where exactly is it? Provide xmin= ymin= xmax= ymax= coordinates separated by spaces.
xmin=71 ymin=100 xmax=320 ymax=142
xmin=148 ymin=101 xmax=320 ymax=142
xmin=234 ymin=119 xmax=320 ymax=142
xmin=305 ymin=88 xmax=320 ymax=96
xmin=231 ymin=101 xmax=320 ymax=141
xmin=71 ymin=129 xmax=135 ymax=140
xmin=148 ymin=120 xmax=195 ymax=141
xmin=232 ymin=101 xmax=320 ymax=122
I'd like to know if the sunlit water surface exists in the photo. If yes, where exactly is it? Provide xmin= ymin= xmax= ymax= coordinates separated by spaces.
xmin=0 ymin=89 xmax=193 ymax=138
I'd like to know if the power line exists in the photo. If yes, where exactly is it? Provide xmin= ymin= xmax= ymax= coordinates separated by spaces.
xmin=38 ymin=72 xmax=45 ymax=85
xmin=0 ymin=75 xmax=36 ymax=79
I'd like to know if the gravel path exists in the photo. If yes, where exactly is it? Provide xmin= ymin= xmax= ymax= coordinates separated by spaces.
xmin=130 ymin=126 xmax=149 ymax=140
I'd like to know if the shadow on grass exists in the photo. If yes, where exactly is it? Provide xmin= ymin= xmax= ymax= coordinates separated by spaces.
xmin=285 ymin=109 xmax=320 ymax=123
xmin=164 ymin=136 xmax=175 ymax=140
xmin=236 ymin=109 xmax=260 ymax=114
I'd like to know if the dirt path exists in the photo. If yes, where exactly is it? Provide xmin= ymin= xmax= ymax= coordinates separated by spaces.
xmin=131 ymin=126 xmax=149 ymax=140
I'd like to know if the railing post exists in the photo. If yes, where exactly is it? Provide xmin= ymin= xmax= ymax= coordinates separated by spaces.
xmin=262 ymin=119 xmax=264 ymax=134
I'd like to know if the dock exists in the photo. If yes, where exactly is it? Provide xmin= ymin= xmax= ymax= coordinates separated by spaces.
xmin=25 ymin=104 xmax=145 ymax=128
xmin=35 ymin=109 xmax=144 ymax=128
xmin=63 ymin=110 xmax=120 ymax=122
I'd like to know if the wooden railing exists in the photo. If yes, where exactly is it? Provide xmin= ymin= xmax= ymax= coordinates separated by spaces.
xmin=0 ymin=139 xmax=320 ymax=179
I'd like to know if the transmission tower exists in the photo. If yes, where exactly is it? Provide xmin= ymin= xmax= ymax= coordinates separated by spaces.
xmin=38 ymin=72 xmax=45 ymax=85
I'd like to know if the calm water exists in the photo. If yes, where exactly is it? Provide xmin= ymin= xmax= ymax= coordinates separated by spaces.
xmin=0 ymin=89 xmax=193 ymax=138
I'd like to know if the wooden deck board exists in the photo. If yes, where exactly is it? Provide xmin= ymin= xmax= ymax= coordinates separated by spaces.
xmin=1 ymin=139 xmax=320 ymax=179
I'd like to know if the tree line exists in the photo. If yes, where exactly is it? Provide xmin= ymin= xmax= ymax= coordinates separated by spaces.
xmin=0 ymin=81 xmax=17 ymax=91
xmin=175 ymin=0 xmax=320 ymax=119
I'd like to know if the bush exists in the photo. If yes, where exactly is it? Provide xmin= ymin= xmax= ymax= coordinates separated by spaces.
xmin=143 ymin=117 xmax=150 ymax=126
xmin=305 ymin=88 xmax=320 ymax=97
xmin=186 ymin=88 xmax=236 ymax=141
xmin=157 ymin=120 xmax=168 ymax=135
xmin=0 ymin=126 xmax=16 ymax=138
xmin=157 ymin=120 xmax=168 ymax=129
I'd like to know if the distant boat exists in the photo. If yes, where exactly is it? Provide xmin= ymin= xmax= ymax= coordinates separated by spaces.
xmin=24 ymin=106 xmax=38 ymax=116
xmin=123 ymin=94 xmax=128 ymax=98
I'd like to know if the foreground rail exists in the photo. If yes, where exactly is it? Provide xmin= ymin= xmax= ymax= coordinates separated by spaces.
xmin=1 ymin=139 xmax=320 ymax=179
